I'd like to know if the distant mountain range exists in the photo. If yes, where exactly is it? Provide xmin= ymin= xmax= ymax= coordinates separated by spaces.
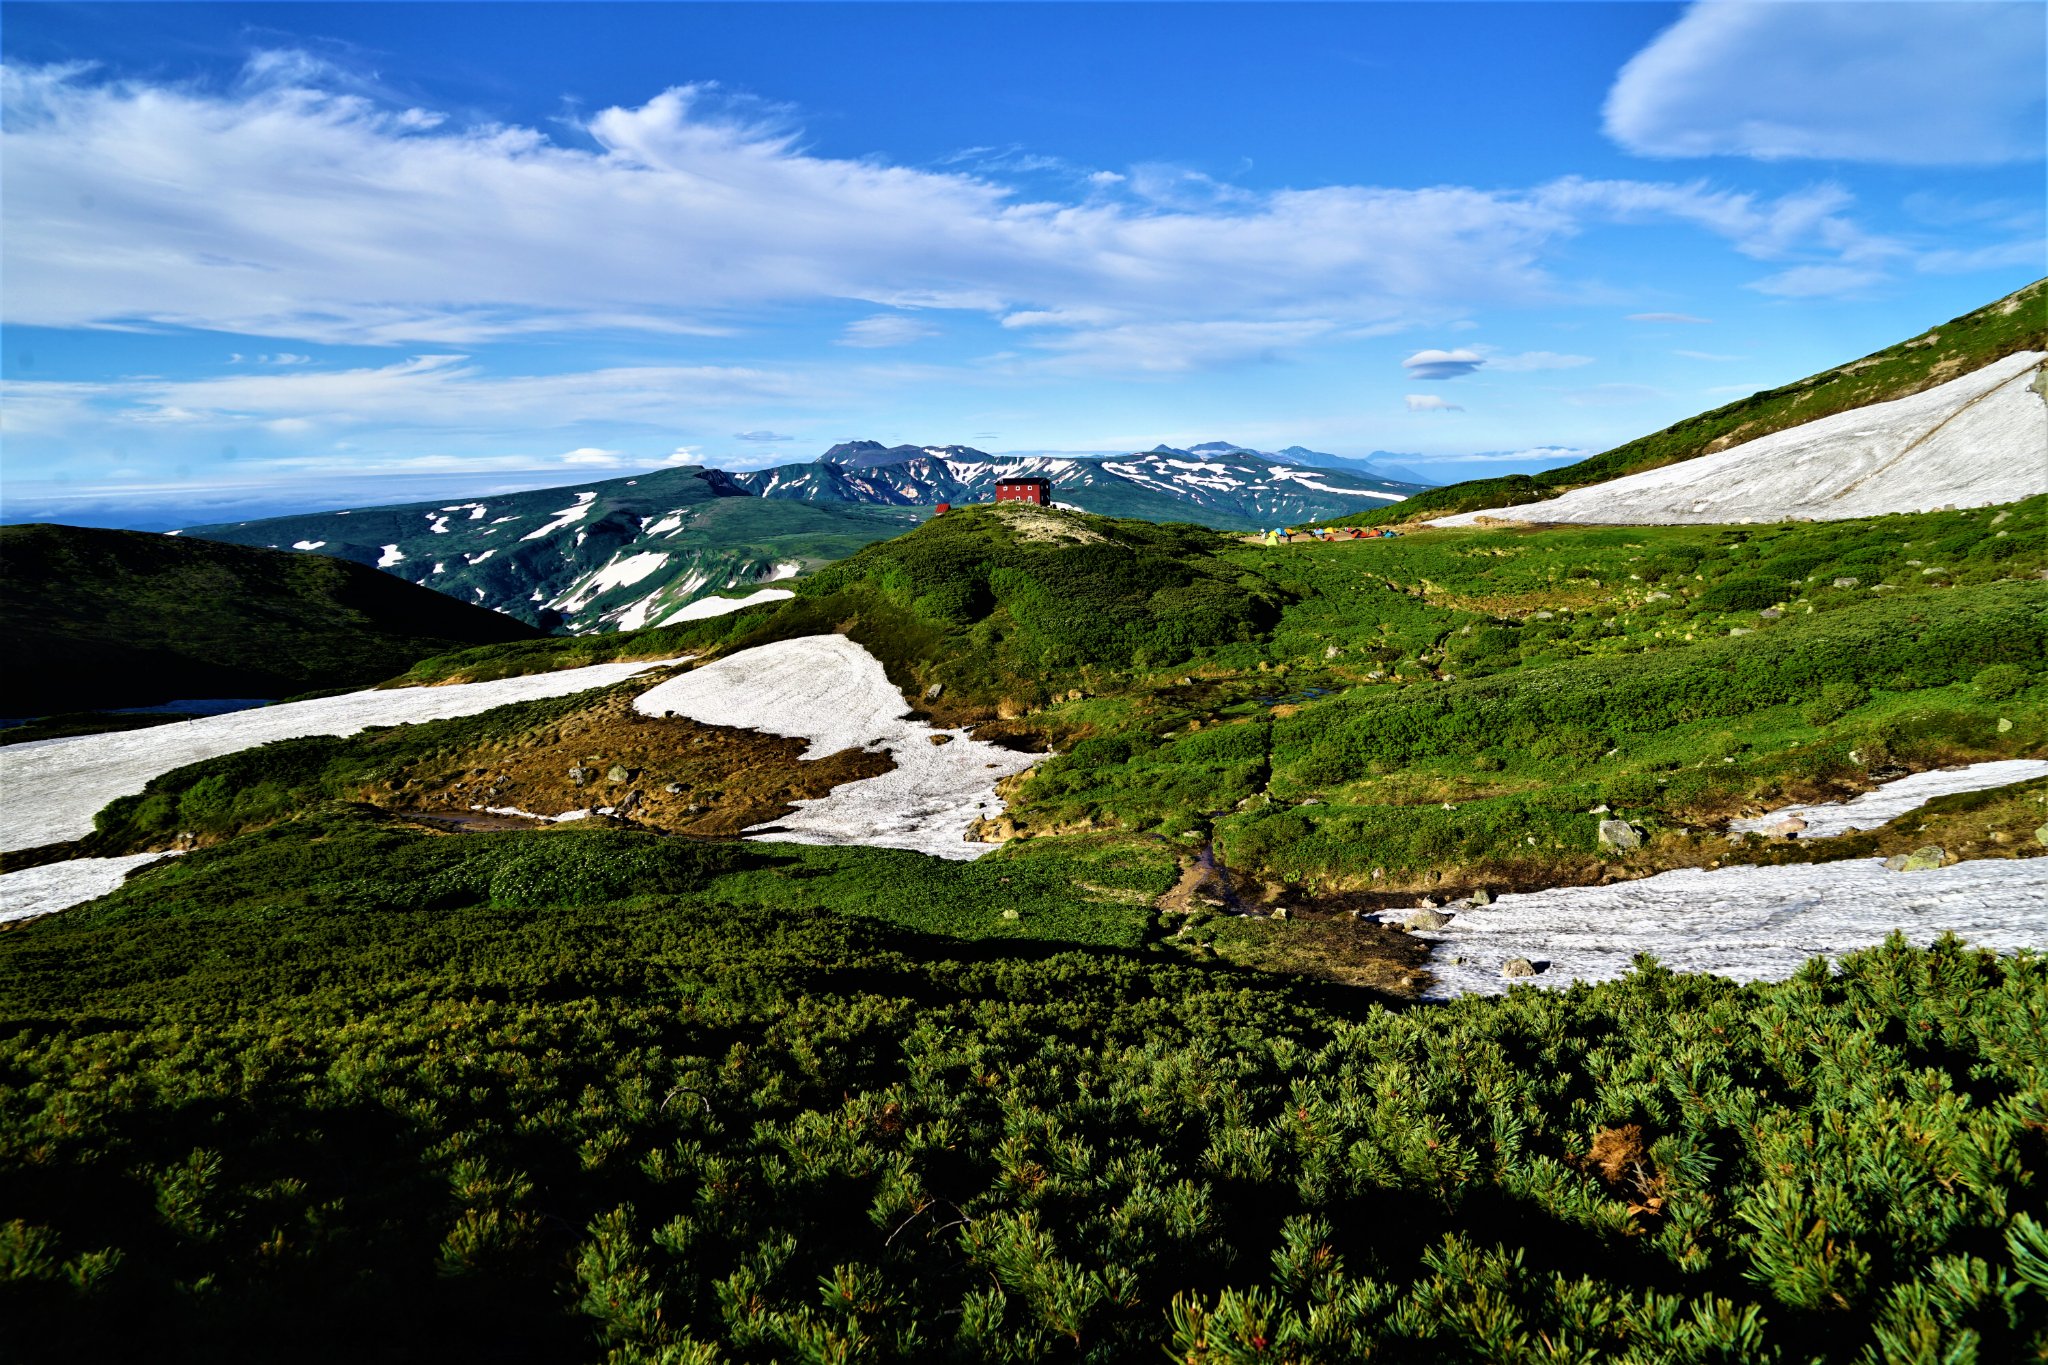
xmin=181 ymin=467 xmax=922 ymax=633
xmin=725 ymin=447 xmax=1423 ymax=525
xmin=1157 ymin=441 xmax=1435 ymax=486
xmin=177 ymin=440 xmax=1429 ymax=634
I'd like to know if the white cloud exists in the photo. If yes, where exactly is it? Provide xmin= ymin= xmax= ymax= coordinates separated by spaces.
xmin=1745 ymin=263 xmax=1887 ymax=299
xmin=1605 ymin=2 xmax=2047 ymax=166
xmin=1401 ymin=347 xmax=1591 ymax=379
xmin=0 ymin=59 xmax=1764 ymax=362
xmin=733 ymin=429 xmax=793 ymax=442
xmin=0 ymin=54 xmax=1989 ymax=386
xmin=1406 ymin=395 xmax=1462 ymax=413
xmin=1486 ymin=351 xmax=1594 ymax=373
xmin=839 ymin=314 xmax=941 ymax=348
xmin=560 ymin=447 xmax=628 ymax=466
xmin=9 ymin=353 xmax=815 ymax=433
xmin=1403 ymin=348 xmax=1486 ymax=380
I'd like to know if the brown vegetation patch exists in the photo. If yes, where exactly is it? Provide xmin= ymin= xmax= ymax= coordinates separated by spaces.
xmin=1574 ymin=1124 xmax=1666 ymax=1217
xmin=1204 ymin=913 xmax=1432 ymax=995
xmin=377 ymin=690 xmax=892 ymax=837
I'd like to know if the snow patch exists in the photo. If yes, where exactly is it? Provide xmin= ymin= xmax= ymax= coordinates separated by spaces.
xmin=1730 ymin=760 xmax=2048 ymax=838
xmin=632 ymin=635 xmax=1041 ymax=859
xmin=656 ymin=588 xmax=795 ymax=626
xmin=521 ymin=493 xmax=599 ymax=541
xmin=1434 ymin=352 xmax=2047 ymax=526
xmin=290 ymin=539 xmax=326 ymax=551
xmin=377 ymin=544 xmax=405 ymax=567
xmin=465 ymin=549 xmax=496 ymax=565
xmin=1 ymin=657 xmax=690 ymax=853
xmin=1393 ymin=856 xmax=2048 ymax=999
xmin=0 ymin=851 xmax=184 ymax=925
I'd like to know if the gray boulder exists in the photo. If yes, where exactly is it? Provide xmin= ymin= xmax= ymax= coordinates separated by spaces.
xmin=1502 ymin=957 xmax=1538 ymax=978
xmin=1884 ymin=845 xmax=1948 ymax=872
xmin=1597 ymin=819 xmax=1644 ymax=851
xmin=1404 ymin=909 xmax=1452 ymax=931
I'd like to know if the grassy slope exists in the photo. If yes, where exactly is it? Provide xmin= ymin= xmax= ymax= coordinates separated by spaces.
xmin=6 ymin=496 xmax=2047 ymax=1357
xmin=1337 ymin=278 xmax=2047 ymax=527
xmin=71 ymin=495 xmax=2048 ymax=904
xmin=0 ymin=523 xmax=537 ymax=715
xmin=182 ymin=467 xmax=921 ymax=632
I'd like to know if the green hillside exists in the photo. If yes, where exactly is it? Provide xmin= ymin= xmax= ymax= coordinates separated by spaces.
xmin=1344 ymin=278 xmax=2047 ymax=527
xmin=182 ymin=465 xmax=922 ymax=632
xmin=7 ymin=495 xmax=2046 ymax=1360
xmin=0 ymin=523 xmax=538 ymax=716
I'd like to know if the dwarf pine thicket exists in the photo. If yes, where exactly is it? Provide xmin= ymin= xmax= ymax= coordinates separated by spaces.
xmin=3 ymin=492 xmax=2046 ymax=1360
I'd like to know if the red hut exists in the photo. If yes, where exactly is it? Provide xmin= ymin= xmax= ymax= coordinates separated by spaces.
xmin=932 ymin=501 xmax=952 ymax=517
xmin=994 ymin=476 xmax=1053 ymax=507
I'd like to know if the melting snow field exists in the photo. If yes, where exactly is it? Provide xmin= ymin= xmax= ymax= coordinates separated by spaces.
xmin=0 ymin=851 xmax=182 ymax=926
xmin=1393 ymin=856 xmax=2048 ymax=999
xmin=1730 ymin=759 xmax=2048 ymax=838
xmin=634 ymin=635 xmax=1042 ymax=859
xmin=1433 ymin=351 xmax=2046 ymax=526
xmin=0 ymin=657 xmax=689 ymax=853
xmin=657 ymin=587 xmax=796 ymax=625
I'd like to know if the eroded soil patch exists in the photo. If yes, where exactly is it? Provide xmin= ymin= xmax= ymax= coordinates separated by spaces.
xmin=378 ymin=690 xmax=894 ymax=836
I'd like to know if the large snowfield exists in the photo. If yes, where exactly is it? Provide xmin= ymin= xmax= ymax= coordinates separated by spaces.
xmin=0 ymin=656 xmax=688 ymax=853
xmin=634 ymin=634 xmax=1043 ymax=859
xmin=1729 ymin=758 xmax=2048 ymax=837
xmin=1432 ymin=351 xmax=2047 ymax=526
xmin=1401 ymin=855 xmax=2048 ymax=999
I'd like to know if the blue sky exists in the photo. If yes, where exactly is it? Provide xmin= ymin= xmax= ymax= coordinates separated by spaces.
xmin=3 ymin=1 xmax=2043 ymax=527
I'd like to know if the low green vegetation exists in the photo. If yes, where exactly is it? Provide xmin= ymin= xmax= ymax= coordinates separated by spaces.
xmin=5 ymin=822 xmax=2044 ymax=1360
xmin=10 ymin=478 xmax=2045 ymax=1358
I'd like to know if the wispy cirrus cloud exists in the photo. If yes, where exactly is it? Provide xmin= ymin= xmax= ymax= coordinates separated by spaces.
xmin=1405 ymin=394 xmax=1462 ymax=413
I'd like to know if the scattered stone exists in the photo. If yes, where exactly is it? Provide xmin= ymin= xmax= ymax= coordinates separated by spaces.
xmin=1884 ymin=845 xmax=1948 ymax=872
xmin=1177 ymin=676 xmax=1194 ymax=686
xmin=2035 ymin=824 xmax=2048 ymax=847
xmin=1404 ymin=909 xmax=1452 ymax=931
xmin=606 ymin=764 xmax=633 ymax=783
xmin=1502 ymin=957 xmax=1538 ymax=979
xmin=1832 ymin=576 xmax=1860 ymax=589
xmin=1000 ymin=909 xmax=1020 ymax=920
xmin=1531 ymin=610 xmax=1555 ymax=620
xmin=1767 ymin=816 xmax=1808 ymax=836
xmin=1921 ymin=566 xmax=1948 ymax=576
xmin=567 ymin=765 xmax=591 ymax=786
xmin=927 ymin=733 xmax=955 ymax=746
xmin=923 ymin=682 xmax=943 ymax=700
xmin=1597 ymin=819 xmax=1644 ymax=851
xmin=1448 ymin=955 xmax=1466 ymax=966
xmin=1645 ymin=591 xmax=1672 ymax=602
xmin=1271 ymin=907 xmax=1290 ymax=921
xmin=664 ymin=783 xmax=684 ymax=794
xmin=1760 ymin=608 xmax=1784 ymax=619
xmin=1729 ymin=627 xmax=1754 ymax=636
xmin=1998 ymin=718 xmax=2013 ymax=733
xmin=1470 ymin=888 xmax=1493 ymax=906
xmin=1588 ymin=803 xmax=1611 ymax=814
xmin=1325 ymin=645 xmax=1342 ymax=659
xmin=1415 ymin=897 xmax=1439 ymax=909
